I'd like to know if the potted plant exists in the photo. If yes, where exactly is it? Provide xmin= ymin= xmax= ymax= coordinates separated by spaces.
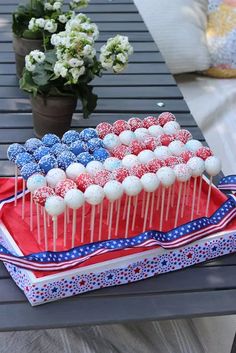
xmin=20 ymin=14 xmax=133 ymax=137
xmin=12 ymin=0 xmax=89 ymax=77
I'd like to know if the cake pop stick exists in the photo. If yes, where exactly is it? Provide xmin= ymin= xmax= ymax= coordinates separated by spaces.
xmin=123 ymin=195 xmax=128 ymax=220
xmin=81 ymin=204 xmax=85 ymax=243
xmin=165 ymin=186 xmax=172 ymax=221
xmin=157 ymin=167 xmax=176 ymax=230
xmin=187 ymin=157 xmax=205 ymax=221
xmin=63 ymin=209 xmax=67 ymax=245
xmin=22 ymin=179 xmax=26 ymax=220
xmin=14 ymin=165 xmax=18 ymax=206
xmin=149 ymin=192 xmax=155 ymax=227
xmin=115 ymin=198 xmax=121 ymax=236
xmin=156 ymin=187 xmax=161 ymax=210
xmin=104 ymin=181 xmax=123 ymax=239
xmin=205 ymin=156 xmax=221 ymax=217
xmin=45 ymin=195 xmax=66 ymax=251
xmin=99 ymin=202 xmax=104 ymax=241
xmin=84 ymin=185 xmax=105 ymax=243
xmin=122 ymin=176 xmax=142 ymax=238
xmin=141 ymin=173 xmax=160 ymax=231
xmin=141 ymin=191 xmax=146 ymax=218
xmin=174 ymin=164 xmax=192 ymax=227
xmin=181 ymin=181 xmax=187 ymax=218
xmin=30 ymin=193 xmax=33 ymax=231
xmin=36 ymin=203 xmax=41 ymax=244
xmin=43 ymin=209 xmax=48 ymax=251
xmin=132 ymin=195 xmax=138 ymax=231
xmin=196 ymin=176 xmax=203 ymax=215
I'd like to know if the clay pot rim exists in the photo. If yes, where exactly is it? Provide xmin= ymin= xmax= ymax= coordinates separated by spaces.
xmin=13 ymin=34 xmax=43 ymax=43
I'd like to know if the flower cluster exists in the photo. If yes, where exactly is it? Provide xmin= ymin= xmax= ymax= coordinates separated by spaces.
xmin=28 ymin=18 xmax=58 ymax=33
xmin=70 ymin=0 xmax=90 ymax=10
xmin=100 ymin=35 xmax=133 ymax=73
xmin=25 ymin=50 xmax=45 ymax=72
xmin=65 ymin=13 xmax=99 ymax=41
xmin=44 ymin=0 xmax=63 ymax=11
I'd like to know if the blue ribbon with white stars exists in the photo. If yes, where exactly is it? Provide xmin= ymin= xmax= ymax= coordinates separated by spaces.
xmin=218 ymin=175 xmax=236 ymax=191
xmin=0 ymin=192 xmax=235 ymax=271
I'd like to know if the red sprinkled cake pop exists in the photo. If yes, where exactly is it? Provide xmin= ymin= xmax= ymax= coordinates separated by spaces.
xmin=96 ymin=122 xmax=113 ymax=139
xmin=158 ymin=112 xmax=176 ymax=126
xmin=112 ymin=145 xmax=131 ymax=159
xmin=146 ymin=159 xmax=162 ymax=173
xmin=93 ymin=170 xmax=112 ymax=187
xmin=113 ymin=120 xmax=130 ymax=135
xmin=130 ymin=140 xmax=145 ymax=155
xmin=180 ymin=150 xmax=194 ymax=163
xmin=142 ymin=116 xmax=158 ymax=128
xmin=130 ymin=164 xmax=148 ymax=178
xmin=55 ymin=179 xmax=77 ymax=197
xmin=143 ymin=136 xmax=160 ymax=151
xmin=196 ymin=146 xmax=213 ymax=160
xmin=166 ymin=156 xmax=184 ymax=168
xmin=33 ymin=186 xmax=55 ymax=206
xmin=113 ymin=167 xmax=130 ymax=182
xmin=75 ymin=173 xmax=95 ymax=192
xmin=175 ymin=129 xmax=192 ymax=143
xmin=159 ymin=134 xmax=174 ymax=146
xmin=128 ymin=117 xmax=143 ymax=131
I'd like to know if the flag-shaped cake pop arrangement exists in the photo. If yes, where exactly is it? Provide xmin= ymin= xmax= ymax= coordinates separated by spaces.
xmin=4 ymin=112 xmax=224 ymax=253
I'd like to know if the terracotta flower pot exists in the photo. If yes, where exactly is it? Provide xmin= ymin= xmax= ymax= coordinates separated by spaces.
xmin=30 ymin=95 xmax=77 ymax=138
xmin=12 ymin=35 xmax=43 ymax=78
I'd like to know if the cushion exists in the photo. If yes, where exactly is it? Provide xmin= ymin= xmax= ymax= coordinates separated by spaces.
xmin=205 ymin=0 xmax=236 ymax=78
xmin=134 ymin=0 xmax=211 ymax=74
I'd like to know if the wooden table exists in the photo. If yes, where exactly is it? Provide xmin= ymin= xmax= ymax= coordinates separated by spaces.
xmin=0 ymin=1 xmax=235 ymax=349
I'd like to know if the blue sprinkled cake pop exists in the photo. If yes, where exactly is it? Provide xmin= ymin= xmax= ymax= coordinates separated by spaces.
xmin=77 ymin=152 xmax=95 ymax=166
xmin=62 ymin=130 xmax=80 ymax=145
xmin=69 ymin=141 xmax=88 ymax=156
xmin=50 ymin=143 xmax=69 ymax=156
xmin=87 ymin=138 xmax=104 ymax=152
xmin=93 ymin=148 xmax=110 ymax=162
xmin=79 ymin=128 xmax=98 ymax=142
xmin=42 ymin=133 xmax=60 ymax=147
xmin=38 ymin=154 xmax=58 ymax=174
xmin=57 ymin=151 xmax=77 ymax=170
xmin=24 ymin=138 xmax=43 ymax=153
xmin=15 ymin=152 xmax=34 ymax=168
xmin=7 ymin=143 xmax=25 ymax=162
xmin=33 ymin=146 xmax=51 ymax=162
xmin=21 ymin=162 xmax=40 ymax=180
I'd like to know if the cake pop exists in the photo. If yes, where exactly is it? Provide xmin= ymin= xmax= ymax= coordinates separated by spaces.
xmin=38 ymin=154 xmax=58 ymax=173
xmin=185 ymin=139 xmax=202 ymax=153
xmin=33 ymin=186 xmax=55 ymax=206
xmin=42 ymin=133 xmax=60 ymax=147
xmin=15 ymin=152 xmax=34 ymax=168
xmin=163 ymin=121 xmax=180 ymax=135
xmin=112 ymin=145 xmax=131 ymax=159
xmin=93 ymin=147 xmax=110 ymax=162
xmin=196 ymin=147 xmax=213 ymax=160
xmin=113 ymin=120 xmax=130 ymax=135
xmin=55 ymin=179 xmax=77 ymax=197
xmin=103 ymin=133 xmax=120 ymax=150
xmin=143 ymin=136 xmax=160 ymax=151
xmin=94 ymin=170 xmax=112 ymax=187
xmin=146 ymin=159 xmax=162 ymax=173
xmin=187 ymin=157 xmax=205 ymax=220
xmin=24 ymin=138 xmax=42 ymax=153
xmin=77 ymin=151 xmax=94 ymax=166
xmin=46 ymin=168 xmax=66 ymax=188
xmin=168 ymin=140 xmax=186 ymax=156
xmin=112 ymin=167 xmax=130 ymax=182
xmin=51 ymin=143 xmax=69 ymax=156
xmin=62 ymin=130 xmax=80 ymax=144
xmin=154 ymin=146 xmax=171 ymax=160
xmin=80 ymin=128 xmax=98 ymax=141
xmin=130 ymin=140 xmax=145 ymax=155
xmin=7 ymin=143 xmax=25 ymax=162
xmin=86 ymin=160 xmax=104 ymax=175
xmin=130 ymin=164 xmax=148 ymax=178
xmin=175 ymin=129 xmax=192 ymax=143
xmin=69 ymin=140 xmax=88 ymax=155
xmin=66 ymin=162 xmax=86 ymax=180
xmin=141 ymin=173 xmax=160 ymax=231
xmin=96 ymin=122 xmax=113 ymax=139
xmin=87 ymin=138 xmax=104 ymax=152
xmin=128 ymin=117 xmax=143 ymax=131
xmin=57 ymin=151 xmax=77 ymax=169
xmin=148 ymin=125 xmax=163 ymax=138
xmin=134 ymin=128 xmax=149 ymax=141
xmin=119 ymin=130 xmax=136 ymax=146
xmin=138 ymin=150 xmax=155 ymax=164
xmin=158 ymin=112 xmax=176 ymax=126
xmin=104 ymin=157 xmax=122 ymax=171
xmin=33 ymin=146 xmax=51 ymax=162
xmin=122 ymin=154 xmax=140 ymax=169
xmin=205 ymin=156 xmax=221 ymax=217
xmin=76 ymin=173 xmax=95 ymax=192
xmin=142 ymin=116 xmax=158 ymax=128
xmin=159 ymin=134 xmax=174 ymax=146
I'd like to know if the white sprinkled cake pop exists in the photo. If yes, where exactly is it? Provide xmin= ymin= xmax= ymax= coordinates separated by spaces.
xmin=66 ymin=163 xmax=86 ymax=180
xmin=45 ymin=195 xmax=66 ymax=216
xmin=122 ymin=176 xmax=143 ymax=196
xmin=119 ymin=130 xmax=136 ymax=146
xmin=168 ymin=140 xmax=186 ymax=156
xmin=138 ymin=150 xmax=155 ymax=164
xmin=174 ymin=163 xmax=192 ymax=182
xmin=86 ymin=160 xmax=104 ymax=175
xmin=104 ymin=157 xmax=122 ymax=171
xmin=64 ymin=189 xmax=85 ymax=209
xmin=134 ymin=128 xmax=149 ymax=141
xmin=122 ymin=154 xmax=140 ymax=169
xmin=104 ymin=180 xmax=124 ymax=201
xmin=163 ymin=121 xmax=180 ymax=135
xmin=103 ymin=133 xmax=120 ymax=150
xmin=141 ymin=173 xmax=160 ymax=192
xmin=187 ymin=157 xmax=205 ymax=177
xmin=154 ymin=146 xmax=171 ymax=160
xmin=185 ymin=139 xmax=202 ymax=153
xmin=26 ymin=173 xmax=47 ymax=192
xmin=205 ymin=156 xmax=221 ymax=176
xmin=148 ymin=125 xmax=163 ymax=137
xmin=84 ymin=184 xmax=105 ymax=205
xmin=156 ymin=167 xmax=176 ymax=187
xmin=46 ymin=168 xmax=66 ymax=188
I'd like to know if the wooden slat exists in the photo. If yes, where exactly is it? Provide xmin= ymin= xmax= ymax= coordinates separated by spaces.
xmin=0 ymin=52 xmax=164 ymax=64
xmin=0 ymin=4 xmax=138 ymax=14
xmin=0 ymin=74 xmax=176 ymax=87
xmin=0 ymin=86 xmax=182 ymax=99
xmin=0 ymin=288 xmax=236 ymax=331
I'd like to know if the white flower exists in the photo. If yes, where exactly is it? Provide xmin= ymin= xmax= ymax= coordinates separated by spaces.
xmin=116 ymin=53 xmax=127 ymax=64
xmin=51 ymin=34 xmax=61 ymax=46
xmin=44 ymin=19 xmax=58 ymax=33
xmin=113 ymin=63 xmax=125 ymax=73
xmin=31 ymin=50 xmax=45 ymax=63
xmin=28 ymin=18 xmax=35 ymax=31
xmin=44 ymin=2 xmax=53 ymax=10
xmin=70 ymin=66 xmax=85 ymax=82
xmin=25 ymin=60 xmax=36 ymax=72
xmin=53 ymin=1 xmax=62 ymax=10
xmin=58 ymin=14 xmax=67 ymax=23
xmin=68 ymin=58 xmax=84 ymax=67
xmin=100 ymin=55 xmax=113 ymax=69
xmin=82 ymin=44 xmax=96 ymax=58
xmin=35 ymin=18 xmax=45 ymax=29
xmin=54 ymin=61 xmax=68 ymax=78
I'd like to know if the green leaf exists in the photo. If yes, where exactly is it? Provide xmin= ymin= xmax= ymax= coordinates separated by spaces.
xmin=20 ymin=70 xmax=38 ymax=96
xmin=32 ymin=64 xmax=51 ymax=86
xmin=22 ymin=29 xmax=42 ymax=39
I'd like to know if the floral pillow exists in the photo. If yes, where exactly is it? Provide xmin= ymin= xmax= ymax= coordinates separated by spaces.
xmin=206 ymin=0 xmax=236 ymax=77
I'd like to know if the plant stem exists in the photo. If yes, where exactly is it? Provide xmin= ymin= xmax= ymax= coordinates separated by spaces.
xmin=42 ymin=32 xmax=47 ymax=51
